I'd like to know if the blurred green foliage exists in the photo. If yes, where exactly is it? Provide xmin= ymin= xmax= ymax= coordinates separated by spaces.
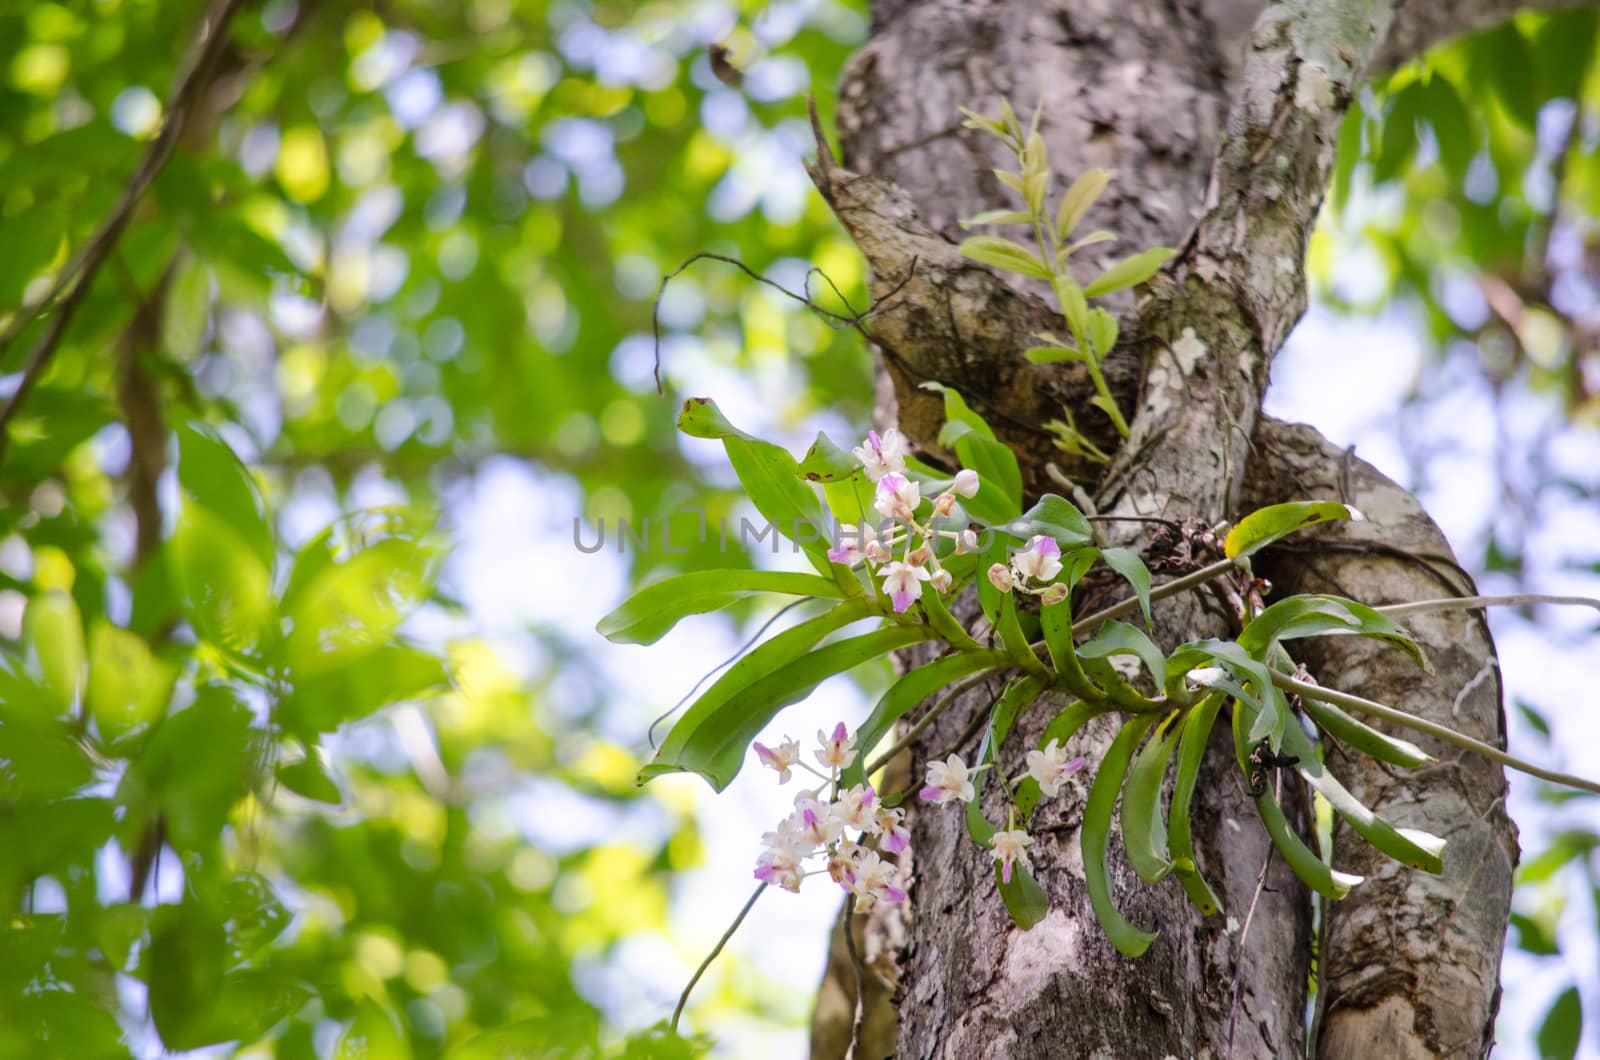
xmin=0 ymin=0 xmax=868 ymax=1054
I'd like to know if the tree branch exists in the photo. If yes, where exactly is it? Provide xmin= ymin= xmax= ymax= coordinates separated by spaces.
xmin=1246 ymin=417 xmax=1517 ymax=1060
xmin=0 ymin=0 xmax=249 ymax=464
xmin=1368 ymin=0 xmax=1599 ymax=75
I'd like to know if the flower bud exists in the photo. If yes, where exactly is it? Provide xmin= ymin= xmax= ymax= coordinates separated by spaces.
xmin=930 ymin=567 xmax=953 ymax=592
xmin=956 ymin=528 xmax=980 ymax=554
xmin=987 ymin=563 xmax=1014 ymax=593
xmin=907 ymin=544 xmax=932 ymax=567
xmin=933 ymin=491 xmax=957 ymax=517
xmin=1039 ymin=582 xmax=1069 ymax=606
xmin=865 ymin=540 xmax=892 ymax=564
xmin=952 ymin=469 xmax=980 ymax=498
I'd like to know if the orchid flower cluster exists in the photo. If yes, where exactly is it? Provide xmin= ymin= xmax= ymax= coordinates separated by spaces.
xmin=750 ymin=723 xmax=1089 ymax=899
xmin=826 ymin=428 xmax=981 ymax=613
xmin=986 ymin=535 xmax=1068 ymax=603
xmin=919 ymin=738 xmax=1086 ymax=883
xmin=751 ymin=723 xmax=912 ymax=910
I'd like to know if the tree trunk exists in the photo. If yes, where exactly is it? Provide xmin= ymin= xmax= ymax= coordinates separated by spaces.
xmin=807 ymin=0 xmax=1542 ymax=1056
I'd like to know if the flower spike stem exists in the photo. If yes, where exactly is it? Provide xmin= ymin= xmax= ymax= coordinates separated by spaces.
xmin=1070 ymin=556 xmax=1240 ymax=636
xmin=864 ymin=672 xmax=999 ymax=778
xmin=1374 ymin=593 xmax=1600 ymax=618
xmin=670 ymin=883 xmax=765 ymax=1033
xmin=1270 ymin=671 xmax=1600 ymax=796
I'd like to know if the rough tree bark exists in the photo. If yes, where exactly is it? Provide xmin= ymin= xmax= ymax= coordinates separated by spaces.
xmin=803 ymin=0 xmax=1558 ymax=1056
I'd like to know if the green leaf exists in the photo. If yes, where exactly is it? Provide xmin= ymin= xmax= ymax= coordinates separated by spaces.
xmin=1224 ymin=501 xmax=1357 ymax=561
xmin=1517 ymin=699 xmax=1552 ymax=741
xmin=1053 ymin=275 xmax=1090 ymax=341
xmin=919 ymin=581 xmax=984 ymax=652
xmin=1237 ymin=594 xmax=1427 ymax=672
xmin=596 ymin=570 xmax=842 ymax=645
xmin=1039 ymin=594 xmax=1101 ymax=703
xmin=1509 ymin=911 xmax=1561 ymax=956
xmin=920 ymin=382 xmax=996 ymax=440
xmin=9 ymin=796 xmax=115 ymax=878
xmin=951 ymin=431 xmax=1024 ymax=525
xmin=1077 ymin=621 xmax=1166 ymax=691
xmin=1298 ymin=696 xmax=1432 ymax=768
xmin=1121 ymin=709 xmax=1182 ymax=883
xmin=1332 ymin=97 xmax=1364 ymax=209
xmin=282 ymin=642 xmax=447 ymax=736
xmin=961 ymin=208 xmax=1034 ymax=228
xmin=1275 ymin=706 xmax=1445 ymax=873
xmin=1083 ymin=247 xmax=1173 ymax=298
xmin=87 ymin=621 xmax=177 ymax=750
xmin=923 ymin=383 xmax=1023 ymax=523
xmin=163 ymin=255 xmax=212 ymax=360
xmin=1516 ymin=830 xmax=1600 ymax=885
xmin=23 ymin=589 xmax=85 ymax=715
xmin=1534 ymin=9 xmax=1598 ymax=103
xmin=1082 ymin=713 xmax=1161 ymax=956
xmin=0 ymin=386 xmax=116 ymax=484
xmin=1086 ymin=307 xmax=1118 ymax=357
xmin=1055 ymin=168 xmax=1109 ymax=239
xmin=121 ymin=687 xmax=258 ymax=852
xmin=646 ymin=603 xmax=931 ymax=790
xmin=284 ymin=532 xmax=439 ymax=678
xmin=997 ymin=861 xmax=1050 ymax=929
xmin=678 ymin=398 xmax=834 ymax=575
xmin=1024 ymin=344 xmax=1087 ymax=365
xmin=207 ymin=969 xmax=312 ymax=1048
xmin=842 ymin=650 xmax=1003 ymax=788
xmin=1423 ymin=74 xmax=1474 ymax=180
xmin=148 ymin=903 xmax=228 ymax=1051
xmin=1169 ymin=693 xmax=1225 ymax=914
xmin=646 ymin=602 xmax=870 ymax=776
xmin=1099 ymin=547 xmax=1152 ymax=628
xmin=336 ymin=1000 xmax=411 ymax=1060
xmin=797 ymin=431 xmax=862 ymax=482
xmin=218 ymin=871 xmax=293 ymax=959
xmin=958 ymin=235 xmax=1052 ymax=279
xmin=1373 ymin=80 xmax=1422 ymax=185
xmin=1064 ymin=230 xmax=1116 ymax=257
xmin=176 ymin=422 xmax=274 ymax=572
xmin=976 ymin=531 xmax=1010 ymax=627
xmin=1001 ymin=494 xmax=1093 ymax=548
xmin=172 ymin=503 xmax=275 ymax=659
xmin=1537 ymin=985 xmax=1582 ymax=1060
xmin=1233 ymin=700 xmax=1362 ymax=900
xmin=997 ymin=592 xmax=1049 ymax=677
xmin=0 ymin=707 xmax=91 ymax=801
xmin=1473 ymin=24 xmax=1540 ymax=130
xmin=276 ymin=748 xmax=343 ymax=804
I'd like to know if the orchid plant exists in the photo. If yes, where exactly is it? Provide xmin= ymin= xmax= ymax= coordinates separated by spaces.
xmin=599 ymin=390 xmax=1600 ymax=1034
xmin=601 ymin=103 xmax=1600 ymax=1035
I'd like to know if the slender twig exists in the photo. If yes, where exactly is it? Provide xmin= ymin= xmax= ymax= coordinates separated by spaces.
xmin=1375 ymin=593 xmax=1600 ymax=619
xmin=1082 ymin=514 xmax=1183 ymax=528
xmin=648 ymin=600 xmax=808 ymax=750
xmin=0 ymin=0 xmax=249 ymax=462
xmin=670 ymin=883 xmax=765 ymax=1032
xmin=843 ymin=894 xmax=868 ymax=1060
xmin=1272 ymin=671 xmax=1600 ymax=795
xmin=863 ymin=671 xmax=998 ymax=777
xmin=650 ymin=251 xmax=914 ymax=393
xmin=1070 ymin=556 xmax=1239 ymax=637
